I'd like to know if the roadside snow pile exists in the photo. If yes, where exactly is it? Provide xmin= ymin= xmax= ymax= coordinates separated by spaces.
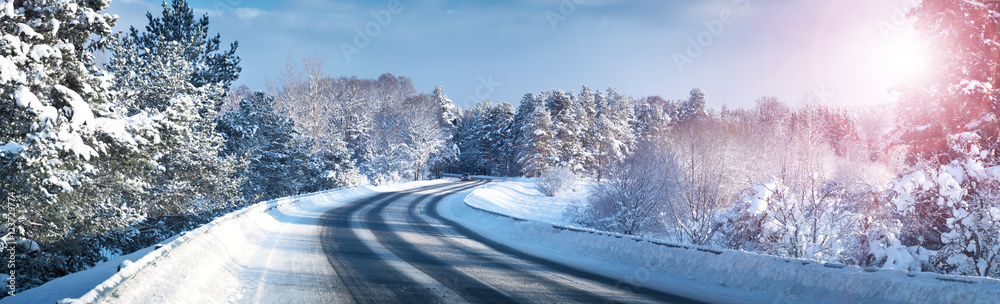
xmin=451 ymin=179 xmax=1000 ymax=303
xmin=463 ymin=178 xmax=588 ymax=225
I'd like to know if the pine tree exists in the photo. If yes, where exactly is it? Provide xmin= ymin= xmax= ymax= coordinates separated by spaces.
xmin=432 ymin=86 xmax=460 ymax=128
xmin=518 ymin=99 xmax=557 ymax=177
xmin=889 ymin=0 xmax=1000 ymax=278
xmin=0 ymin=0 xmax=144 ymax=242
xmin=218 ymin=92 xmax=314 ymax=201
xmin=680 ymin=88 xmax=707 ymax=121
xmin=896 ymin=0 xmax=999 ymax=165
xmin=591 ymin=88 xmax=636 ymax=180
xmin=107 ymin=15 xmax=244 ymax=217
xmin=544 ymin=89 xmax=582 ymax=170
xmin=128 ymin=0 xmax=241 ymax=89
xmin=574 ymin=86 xmax=598 ymax=173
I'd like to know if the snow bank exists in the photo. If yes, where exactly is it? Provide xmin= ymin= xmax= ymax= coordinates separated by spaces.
xmin=452 ymin=179 xmax=1000 ymax=303
xmin=464 ymin=178 xmax=587 ymax=225
xmin=40 ymin=183 xmax=414 ymax=304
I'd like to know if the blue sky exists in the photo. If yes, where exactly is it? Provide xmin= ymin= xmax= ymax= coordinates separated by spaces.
xmin=107 ymin=0 xmax=922 ymax=109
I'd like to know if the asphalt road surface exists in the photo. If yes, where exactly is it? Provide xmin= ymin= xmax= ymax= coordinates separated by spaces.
xmin=317 ymin=180 xmax=701 ymax=303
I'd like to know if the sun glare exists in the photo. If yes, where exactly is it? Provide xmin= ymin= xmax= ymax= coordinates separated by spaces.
xmin=873 ymin=32 xmax=929 ymax=85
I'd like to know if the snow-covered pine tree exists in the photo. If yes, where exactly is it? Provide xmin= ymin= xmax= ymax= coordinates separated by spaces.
xmin=573 ymin=86 xmax=597 ymax=174
xmin=679 ymin=88 xmax=707 ymax=121
xmin=432 ymin=86 xmax=460 ymax=128
xmin=127 ymin=0 xmax=241 ymax=89
xmin=218 ymin=92 xmax=314 ymax=201
xmin=544 ymin=89 xmax=583 ymax=171
xmin=107 ymin=23 xmax=243 ymax=218
xmin=888 ymin=0 xmax=1000 ymax=278
xmin=470 ymin=101 xmax=517 ymax=176
xmin=455 ymin=107 xmax=484 ymax=174
xmin=898 ymin=0 xmax=1000 ymax=164
xmin=632 ymin=95 xmax=673 ymax=145
xmin=0 ymin=0 xmax=144 ymax=243
xmin=591 ymin=88 xmax=636 ymax=180
xmin=488 ymin=102 xmax=517 ymax=176
xmin=517 ymin=98 xmax=557 ymax=177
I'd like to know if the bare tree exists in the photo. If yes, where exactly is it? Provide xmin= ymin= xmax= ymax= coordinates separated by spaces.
xmin=582 ymin=142 xmax=670 ymax=235
xmin=659 ymin=118 xmax=738 ymax=245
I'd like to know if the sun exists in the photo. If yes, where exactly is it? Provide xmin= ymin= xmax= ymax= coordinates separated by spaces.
xmin=872 ymin=31 xmax=930 ymax=85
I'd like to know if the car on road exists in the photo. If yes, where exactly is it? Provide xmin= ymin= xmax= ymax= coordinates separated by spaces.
xmin=461 ymin=173 xmax=472 ymax=181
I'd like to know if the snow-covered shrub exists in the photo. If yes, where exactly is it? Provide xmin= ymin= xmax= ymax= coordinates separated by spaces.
xmin=889 ymin=132 xmax=1000 ymax=277
xmin=718 ymin=178 xmax=865 ymax=263
xmin=536 ymin=166 xmax=577 ymax=197
xmin=576 ymin=146 xmax=667 ymax=235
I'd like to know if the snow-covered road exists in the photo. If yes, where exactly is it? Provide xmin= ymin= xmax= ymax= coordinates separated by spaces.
xmin=97 ymin=180 xmax=695 ymax=303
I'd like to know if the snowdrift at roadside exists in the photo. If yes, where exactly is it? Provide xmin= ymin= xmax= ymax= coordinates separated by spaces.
xmin=452 ymin=179 xmax=1000 ymax=304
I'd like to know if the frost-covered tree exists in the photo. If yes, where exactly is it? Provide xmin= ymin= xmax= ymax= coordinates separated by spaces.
xmin=632 ymin=95 xmax=673 ymax=145
xmin=0 ymin=0 xmax=144 ymax=242
xmin=577 ymin=143 xmax=669 ymax=236
xmin=517 ymin=96 xmax=556 ymax=177
xmin=891 ymin=133 xmax=1000 ymax=277
xmin=718 ymin=179 xmax=865 ymax=262
xmin=127 ymin=0 xmax=240 ymax=89
xmin=400 ymin=94 xmax=449 ymax=181
xmin=433 ymin=86 xmax=460 ymax=128
xmin=218 ymin=92 xmax=314 ymax=201
xmin=886 ymin=0 xmax=1000 ymax=278
xmin=679 ymin=88 xmax=707 ymax=121
xmin=572 ymin=87 xmax=597 ymax=172
xmin=107 ymin=20 xmax=243 ymax=217
xmin=897 ymin=0 xmax=999 ymax=165
xmin=544 ymin=89 xmax=583 ymax=171
xmin=591 ymin=88 xmax=635 ymax=180
xmin=460 ymin=101 xmax=517 ymax=176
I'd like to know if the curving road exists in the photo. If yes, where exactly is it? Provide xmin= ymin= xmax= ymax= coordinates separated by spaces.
xmin=316 ymin=180 xmax=699 ymax=304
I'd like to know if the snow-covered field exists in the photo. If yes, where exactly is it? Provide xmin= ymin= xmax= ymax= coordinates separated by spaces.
xmin=450 ymin=178 xmax=1000 ymax=303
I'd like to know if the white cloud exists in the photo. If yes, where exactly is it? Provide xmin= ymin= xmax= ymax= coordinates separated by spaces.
xmin=233 ymin=7 xmax=264 ymax=21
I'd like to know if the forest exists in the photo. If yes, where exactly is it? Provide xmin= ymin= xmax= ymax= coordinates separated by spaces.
xmin=2 ymin=0 xmax=1000 ymax=293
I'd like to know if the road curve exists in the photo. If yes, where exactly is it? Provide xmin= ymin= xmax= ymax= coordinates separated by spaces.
xmin=320 ymin=180 xmax=702 ymax=303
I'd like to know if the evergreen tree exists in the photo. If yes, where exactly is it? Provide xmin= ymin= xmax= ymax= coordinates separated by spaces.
xmin=432 ymin=86 xmax=460 ymax=127
xmin=544 ymin=89 xmax=583 ymax=170
xmin=897 ymin=0 xmax=999 ymax=165
xmin=107 ymin=14 xmax=244 ymax=217
xmin=889 ymin=0 xmax=1000 ymax=277
xmin=680 ymin=88 xmax=707 ymax=121
xmin=128 ymin=0 xmax=241 ymax=89
xmin=518 ymin=99 xmax=557 ymax=177
xmin=218 ymin=92 xmax=314 ymax=201
xmin=574 ymin=86 xmax=598 ymax=173
xmin=0 ymin=0 xmax=142 ymax=242
xmin=591 ymin=88 xmax=636 ymax=180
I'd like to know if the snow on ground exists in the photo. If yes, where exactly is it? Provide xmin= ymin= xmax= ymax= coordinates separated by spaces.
xmin=446 ymin=178 xmax=1000 ymax=304
xmin=463 ymin=177 xmax=588 ymax=225
xmin=17 ymin=177 xmax=1000 ymax=303
xmin=2 ymin=181 xmax=442 ymax=304
xmin=0 ymin=238 xmax=173 ymax=304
